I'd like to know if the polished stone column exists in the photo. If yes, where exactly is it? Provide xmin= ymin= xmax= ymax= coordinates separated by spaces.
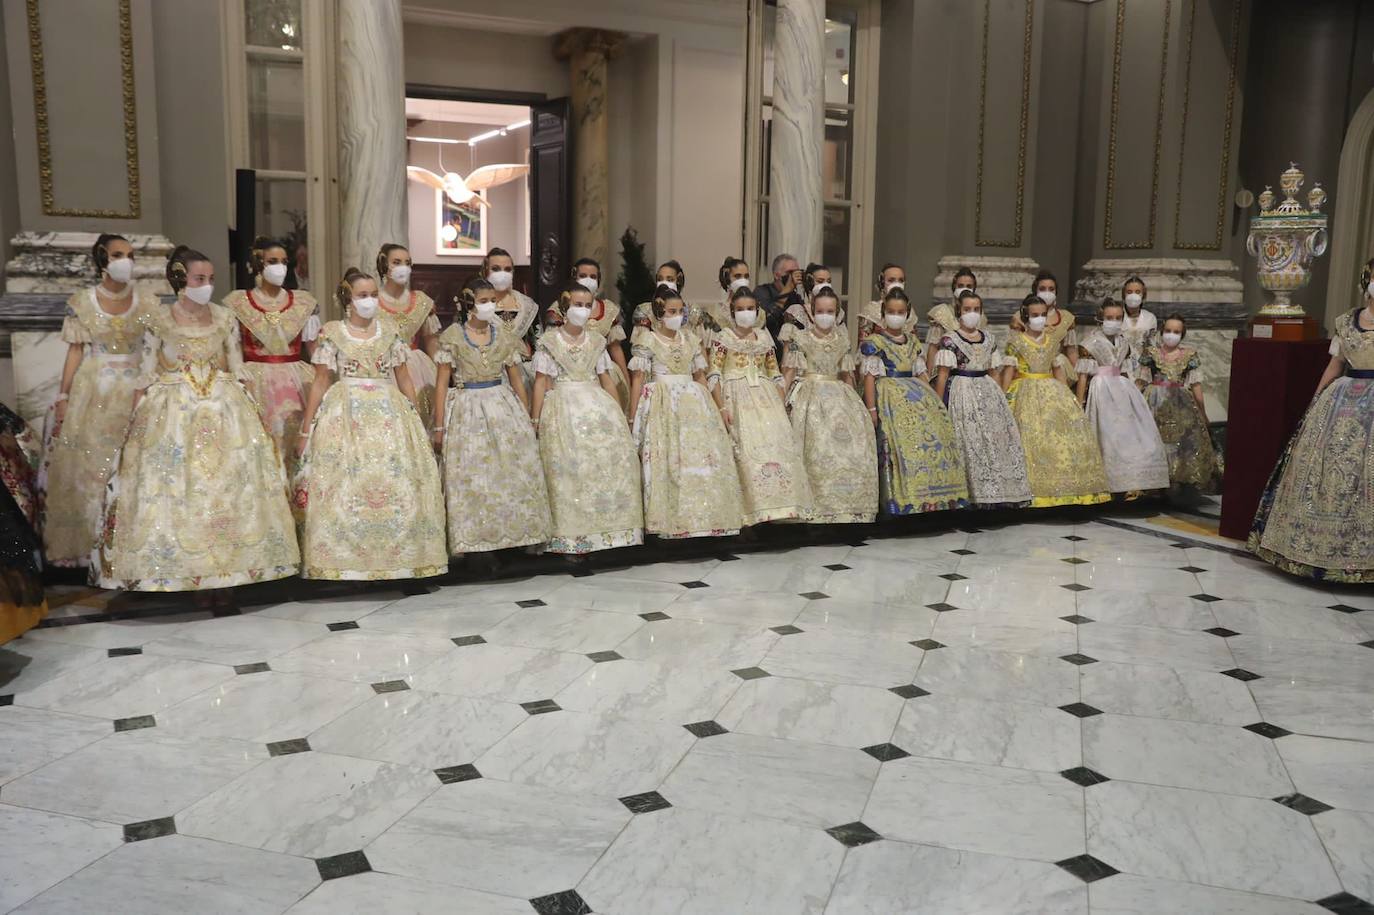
xmin=555 ymin=29 xmax=625 ymax=270
xmin=337 ymin=0 xmax=407 ymax=279
xmin=768 ymin=0 xmax=825 ymax=267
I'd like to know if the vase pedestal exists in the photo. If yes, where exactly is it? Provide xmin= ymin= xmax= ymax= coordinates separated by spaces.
xmin=1247 ymin=313 xmax=1321 ymax=342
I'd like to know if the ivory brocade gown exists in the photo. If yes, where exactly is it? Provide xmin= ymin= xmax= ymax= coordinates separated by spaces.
xmin=435 ymin=320 xmax=551 ymax=554
xmin=497 ymin=289 xmax=541 ymax=392
xmin=629 ymin=328 xmax=743 ymax=539
xmin=708 ymin=328 xmax=813 ymax=525
xmin=1136 ymin=344 xmax=1220 ymax=491
xmin=1249 ymin=308 xmax=1374 ymax=582
xmin=380 ymin=288 xmax=442 ymax=433
xmin=534 ymin=329 xmax=644 ymax=554
xmin=935 ymin=331 xmax=1033 ymax=508
xmin=1077 ymin=329 xmax=1169 ymax=493
xmin=296 ymin=321 xmax=447 ymax=580
xmin=782 ymin=327 xmax=878 ymax=524
xmin=586 ymin=299 xmax=631 ymax=412
xmin=94 ymin=304 xmax=300 ymax=590
xmin=40 ymin=287 xmax=156 ymax=566
xmin=222 ymin=285 xmax=319 ymax=476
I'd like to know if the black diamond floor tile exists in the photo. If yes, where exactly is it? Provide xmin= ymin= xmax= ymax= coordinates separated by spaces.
xmin=679 ymin=580 xmax=710 ymax=589
xmin=1055 ymin=853 xmax=1119 ymax=883
xmin=107 ymin=647 xmax=142 ymax=657
xmin=1329 ymin=604 xmax=1365 ymax=614
xmin=516 ymin=599 xmax=547 ymax=608
xmin=925 ymin=602 xmax=958 ymax=613
xmin=619 ymin=790 xmax=672 ymax=814
xmin=862 ymin=743 xmax=910 ymax=762
xmin=1061 ymin=557 xmax=1089 ymax=565
xmin=520 ymin=699 xmax=561 ymax=715
xmin=718 ymin=553 xmax=742 ymax=562
xmin=889 ymin=684 xmax=931 ymax=699
xmin=326 ymin=621 xmax=359 ymax=631
xmin=1273 ymin=793 xmax=1334 ymax=816
xmin=639 ymin=611 xmax=671 ymax=621
xmin=1204 ymin=627 xmax=1241 ymax=638
xmin=316 ymin=850 xmax=372 ymax=881
xmin=434 ymin=764 xmax=482 ymax=784
xmin=1060 ymin=767 xmax=1111 ymax=787
xmin=799 ymin=591 xmax=830 ymax=600
xmin=1060 ymin=615 xmax=1095 ymax=624
xmin=113 ymin=715 xmax=156 ymax=732
xmin=824 ymin=563 xmax=852 ymax=571
xmin=683 ymin=720 xmax=728 ymax=738
xmin=267 ymin=738 xmax=311 ymax=756
xmin=0 ymin=695 xmax=12 ymax=707
xmin=1060 ymin=653 xmax=1098 ymax=666
xmin=1317 ymin=892 xmax=1374 ymax=914
xmin=371 ymin=680 xmax=410 ymax=693
xmin=1190 ymin=593 xmax=1223 ymax=603
xmin=910 ymin=639 xmax=945 ymax=651
xmin=587 ymin=650 xmax=624 ymax=663
xmin=1221 ymin=668 xmax=1262 ymax=682
xmin=123 ymin=817 xmax=176 ymax=842
xmin=233 ymin=662 xmax=271 ymax=675
xmin=770 ymin=625 xmax=804 ymax=635
xmin=1059 ymin=703 xmax=1104 ymax=719
xmin=1063 ymin=535 xmax=1087 ymax=542
xmin=826 ymin=821 xmax=883 ymax=847
xmin=1178 ymin=565 xmax=1208 ymax=573
xmin=530 ymin=889 xmax=592 ymax=915
xmin=939 ymin=573 xmax=968 ymax=582
xmin=950 ymin=549 xmax=976 ymax=556
xmin=731 ymin=666 xmax=771 ymax=680
xmin=451 ymin=635 xmax=486 ymax=646
xmin=1244 ymin=722 xmax=1293 ymax=739
xmin=1061 ymin=583 xmax=1091 ymax=592
xmin=1360 ymin=640 xmax=1374 ymax=650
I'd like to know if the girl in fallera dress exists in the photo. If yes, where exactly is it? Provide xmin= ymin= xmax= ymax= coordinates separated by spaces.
xmin=546 ymin=258 xmax=632 ymax=414
xmin=709 ymin=288 xmax=813 ymax=525
xmin=376 ymin=243 xmax=442 ymax=433
xmin=1003 ymin=294 xmax=1110 ymax=507
xmin=295 ymin=269 xmax=446 ymax=580
xmin=41 ymin=234 xmax=156 ymax=567
xmin=1076 ymin=298 xmax=1169 ymax=495
xmin=933 ymin=292 xmax=1032 ymax=508
xmin=628 ymin=285 xmax=743 ymax=539
xmin=1120 ymin=275 xmax=1158 ymax=354
xmin=1010 ymin=270 xmax=1079 ymax=371
xmin=859 ymin=289 xmax=969 ymax=515
xmin=632 ymin=260 xmax=688 ymax=345
xmin=1249 ymin=259 xmax=1374 ymax=582
xmin=781 ymin=287 xmax=878 ymax=524
xmin=703 ymin=257 xmax=754 ymax=345
xmin=95 ymin=246 xmax=299 ymax=597
xmin=482 ymin=247 xmax=540 ymax=390
xmin=858 ymin=263 xmax=915 ymax=340
xmin=433 ymin=279 xmax=551 ymax=556
xmin=531 ymin=285 xmax=644 ymax=554
xmin=778 ymin=262 xmax=834 ymax=344
xmin=1135 ymin=313 xmax=1220 ymax=494
xmin=221 ymin=236 xmax=320 ymax=476
xmin=926 ymin=266 xmax=981 ymax=369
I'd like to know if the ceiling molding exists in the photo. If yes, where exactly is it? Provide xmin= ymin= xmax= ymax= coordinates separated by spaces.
xmin=401 ymin=0 xmax=744 ymax=36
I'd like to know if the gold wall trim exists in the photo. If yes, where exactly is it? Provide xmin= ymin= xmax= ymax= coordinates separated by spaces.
xmin=26 ymin=0 xmax=142 ymax=219
xmin=974 ymin=0 xmax=1034 ymax=248
xmin=1171 ymin=0 xmax=1242 ymax=251
xmin=1102 ymin=0 xmax=1171 ymax=250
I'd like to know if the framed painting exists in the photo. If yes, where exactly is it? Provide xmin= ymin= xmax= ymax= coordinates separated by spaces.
xmin=436 ymin=188 xmax=486 ymax=258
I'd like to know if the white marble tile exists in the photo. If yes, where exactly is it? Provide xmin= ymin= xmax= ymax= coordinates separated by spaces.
xmin=698 ymin=557 xmax=833 ymax=594
xmin=665 ymin=589 xmax=808 ymax=628
xmin=139 ymin=615 xmax=327 ymax=665
xmin=1277 ymin=735 xmax=1374 ymax=813
xmin=891 ymin=694 xmax=1082 ymax=772
xmin=1075 ymin=564 xmax=1202 ymax=596
xmin=1210 ymin=599 xmax=1371 ymax=643
xmin=942 ymin=576 xmax=1079 ymax=616
xmin=356 ymin=599 xmax=520 ymax=637
xmin=475 ymin=710 xmax=693 ymax=797
xmin=177 ymin=750 xmax=436 ymax=858
xmin=759 ymin=629 xmax=921 ymax=688
xmin=1083 ymin=714 xmax=1290 ymax=797
xmin=914 ymin=647 xmax=1080 ymax=707
xmin=715 ymin=677 xmax=905 ymax=748
xmin=843 ymin=544 xmax=962 ymax=574
xmin=1313 ymin=809 xmax=1374 ymax=902
xmin=438 ymin=573 xmax=575 ymax=603
xmin=0 ymin=707 xmax=111 ymax=784
xmin=308 ymin=689 xmax=526 ymax=768
xmin=1330 ymin=589 xmax=1374 ymax=612
xmin=553 ymin=658 xmax=740 ymax=725
xmin=0 ymin=638 xmax=108 ymax=695
xmin=479 ymin=606 xmax=644 ymax=653
xmin=1227 ymin=635 xmax=1374 ymax=690
xmin=1088 ymin=873 xmax=1327 ymax=915
xmin=2 ymin=730 xmax=267 ymax=823
xmin=1086 ymin=780 xmax=1341 ymax=899
xmin=931 ymin=613 xmax=1079 ymax=657
xmin=267 ymin=629 xmax=455 ymax=683
xmin=819 ymin=567 xmax=954 ymax=607
xmin=252 ymin=595 xmax=400 ymax=624
xmin=1076 ymin=622 xmax=1235 ymax=672
xmin=21 ymin=616 xmax=202 ymax=650
xmin=614 ymin=618 xmax=778 ymax=671
xmin=1070 ymin=540 xmax=1202 ymax=569
xmin=156 ymin=670 xmax=372 ymax=744
xmin=659 ymin=731 xmax=878 ymax=828
xmin=1194 ymin=568 xmax=1337 ymax=607
xmin=578 ymin=806 xmax=844 ymax=915
xmin=404 ymin=643 xmax=592 ymax=702
xmin=1080 ymin=662 xmax=1260 ymax=726
xmin=1251 ymin=678 xmax=1374 ymax=741
xmin=863 ymin=756 xmax=1085 ymax=861
xmin=791 ymin=597 xmax=938 ymax=640
xmin=285 ymin=871 xmax=529 ymax=915
xmin=594 ymin=558 xmax=722 ymax=585
xmin=15 ymin=655 xmax=236 ymax=720
xmin=0 ymin=805 xmax=124 ymax=912
xmin=364 ymin=778 xmax=629 ymax=899
xmin=960 ymin=557 xmax=1078 ymax=584
xmin=536 ymin=577 xmax=689 ymax=614
xmin=12 ymin=833 xmax=319 ymax=915
xmin=827 ymin=841 xmax=1088 ymax=915
xmin=1073 ymin=590 xmax=1219 ymax=630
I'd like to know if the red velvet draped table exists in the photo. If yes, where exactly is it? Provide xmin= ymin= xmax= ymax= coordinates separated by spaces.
xmin=1218 ymin=337 xmax=1332 ymax=540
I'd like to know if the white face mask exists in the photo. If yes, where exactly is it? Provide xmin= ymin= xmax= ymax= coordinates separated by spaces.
xmin=1366 ymin=281 xmax=1374 ymax=300
xmin=1028 ymin=315 xmax=1048 ymax=332
xmin=663 ymin=314 xmax=685 ymax=331
xmin=884 ymin=313 xmax=908 ymax=330
xmin=733 ymin=309 xmax=757 ymax=328
xmin=352 ymin=296 xmax=379 ymax=319
xmin=658 ymin=280 xmax=679 ymax=293
xmin=262 ymin=263 xmax=288 ymax=287
xmin=105 ymin=257 xmax=133 ymax=284
xmin=954 ymin=285 xmax=974 ymax=298
xmin=1124 ymin=292 xmax=1143 ymax=310
xmin=576 ymin=276 xmax=599 ymax=296
xmin=1037 ymin=290 xmax=1057 ymax=307
xmin=487 ymin=268 xmax=514 ymax=291
xmin=566 ymin=304 xmax=592 ymax=326
xmin=728 ymin=276 xmax=751 ymax=293
xmin=389 ymin=264 xmax=412 ymax=286
xmin=959 ymin=310 xmax=981 ymax=330
xmin=885 ymin=279 xmax=905 ymax=292
xmin=474 ymin=301 xmax=498 ymax=322
xmin=1102 ymin=319 xmax=1123 ymax=336
xmin=813 ymin=312 xmax=836 ymax=330
xmin=1161 ymin=331 xmax=1182 ymax=347
xmin=184 ymin=283 xmax=213 ymax=306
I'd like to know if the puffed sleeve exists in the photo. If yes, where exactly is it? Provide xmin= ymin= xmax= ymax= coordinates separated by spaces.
xmin=1184 ymin=354 xmax=1204 ymax=388
xmin=311 ymin=331 xmax=338 ymax=370
xmin=628 ymin=342 xmax=654 ymax=374
xmin=433 ymin=344 xmax=454 ymax=366
xmin=606 ymin=322 xmax=627 ymax=344
xmin=1076 ymin=346 xmax=1099 ymax=376
xmin=934 ymin=347 xmax=958 ymax=370
xmin=1329 ymin=337 xmax=1342 ymax=358
xmin=423 ymin=313 xmax=442 ymax=336
xmin=225 ymin=321 xmax=247 ymax=378
xmin=914 ymin=353 xmax=928 ymax=376
xmin=301 ymin=310 xmax=322 ymax=343
xmin=781 ymin=339 xmax=806 ymax=371
xmin=925 ymin=324 xmax=943 ymax=347
xmin=839 ymin=351 xmax=856 ymax=373
xmin=60 ymin=296 xmax=91 ymax=345
xmin=531 ymin=346 xmax=560 ymax=378
xmin=706 ymin=339 xmax=726 ymax=391
xmin=692 ymin=351 xmax=708 ymax=374
xmin=434 ymin=324 xmax=461 ymax=366
xmin=1134 ymin=351 xmax=1154 ymax=385
xmin=858 ymin=340 xmax=884 ymax=377
xmin=594 ymin=347 xmax=615 ymax=375
xmin=386 ymin=338 xmax=410 ymax=370
xmin=1053 ymin=353 xmax=1076 ymax=383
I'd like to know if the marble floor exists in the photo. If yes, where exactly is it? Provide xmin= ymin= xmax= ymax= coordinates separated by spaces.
xmin=2 ymin=510 xmax=1373 ymax=914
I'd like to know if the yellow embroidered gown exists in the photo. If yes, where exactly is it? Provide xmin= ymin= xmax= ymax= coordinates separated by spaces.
xmin=41 ymin=287 xmax=156 ymax=567
xmin=223 ymin=285 xmax=319 ymax=476
xmin=783 ymin=328 xmax=878 ymax=523
xmin=535 ymin=329 xmax=644 ymax=553
xmin=708 ymin=328 xmax=813 ymax=524
xmin=380 ymin=288 xmax=442 ymax=433
xmin=630 ymin=329 xmax=743 ymax=538
xmin=298 ymin=321 xmax=447 ymax=580
xmin=1005 ymin=331 xmax=1110 ymax=507
xmin=435 ymin=320 xmax=551 ymax=554
xmin=94 ymin=304 xmax=299 ymax=590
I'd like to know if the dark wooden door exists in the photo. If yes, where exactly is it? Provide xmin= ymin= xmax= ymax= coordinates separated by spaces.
xmin=530 ymin=97 xmax=572 ymax=314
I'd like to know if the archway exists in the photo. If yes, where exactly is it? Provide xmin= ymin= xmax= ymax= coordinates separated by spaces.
xmin=1326 ymin=87 xmax=1374 ymax=326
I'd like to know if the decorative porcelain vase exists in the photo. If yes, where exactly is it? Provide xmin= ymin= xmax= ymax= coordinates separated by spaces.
xmin=1246 ymin=163 xmax=1329 ymax=317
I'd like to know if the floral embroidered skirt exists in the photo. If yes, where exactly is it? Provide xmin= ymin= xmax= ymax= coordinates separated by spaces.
xmin=788 ymin=377 xmax=877 ymax=523
xmin=718 ymin=377 xmax=813 ymax=525
xmin=1008 ymin=376 xmax=1110 ymax=508
xmin=874 ymin=377 xmax=968 ymax=515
